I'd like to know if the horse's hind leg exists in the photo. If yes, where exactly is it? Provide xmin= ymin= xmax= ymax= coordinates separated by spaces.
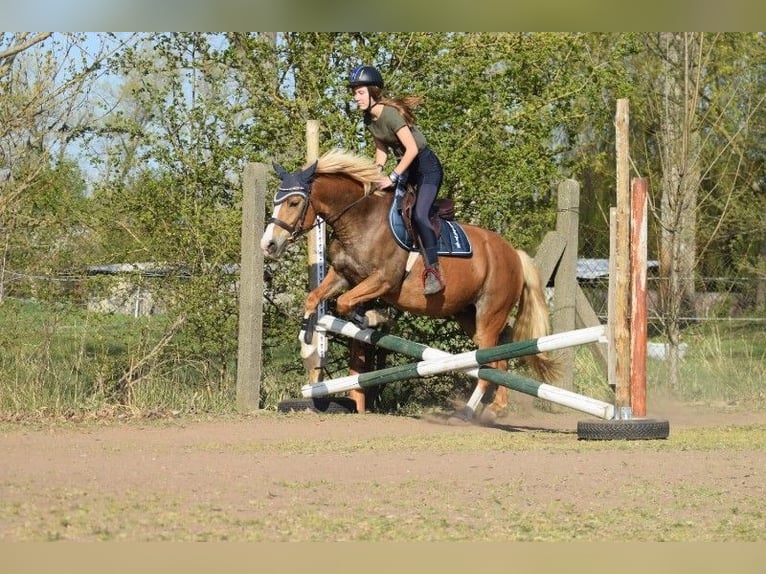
xmin=472 ymin=311 xmax=515 ymax=424
xmin=348 ymin=339 xmax=369 ymax=413
xmin=453 ymin=312 xmax=504 ymax=422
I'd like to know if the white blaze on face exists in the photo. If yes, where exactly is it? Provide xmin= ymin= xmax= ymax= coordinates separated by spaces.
xmin=259 ymin=203 xmax=283 ymax=255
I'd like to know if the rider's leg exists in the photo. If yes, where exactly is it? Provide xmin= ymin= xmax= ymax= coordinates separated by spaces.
xmin=413 ymin=182 xmax=445 ymax=295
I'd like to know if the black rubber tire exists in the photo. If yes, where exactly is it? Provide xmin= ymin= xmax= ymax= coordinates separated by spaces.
xmin=577 ymin=418 xmax=670 ymax=441
xmin=277 ymin=397 xmax=357 ymax=414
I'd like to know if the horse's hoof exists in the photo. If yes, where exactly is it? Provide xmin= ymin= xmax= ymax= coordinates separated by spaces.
xmin=446 ymin=411 xmax=473 ymax=426
xmin=301 ymin=313 xmax=317 ymax=344
xmin=349 ymin=310 xmax=369 ymax=329
xmin=478 ymin=407 xmax=499 ymax=426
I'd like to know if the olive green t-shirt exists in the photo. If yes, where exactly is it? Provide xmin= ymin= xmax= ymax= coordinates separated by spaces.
xmin=365 ymin=105 xmax=427 ymax=158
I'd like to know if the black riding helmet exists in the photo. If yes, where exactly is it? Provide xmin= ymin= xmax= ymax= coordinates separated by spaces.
xmin=347 ymin=65 xmax=384 ymax=89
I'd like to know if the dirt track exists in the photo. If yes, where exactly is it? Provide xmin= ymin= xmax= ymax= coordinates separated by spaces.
xmin=2 ymin=398 xmax=766 ymax=541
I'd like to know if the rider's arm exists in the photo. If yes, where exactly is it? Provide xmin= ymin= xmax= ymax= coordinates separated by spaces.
xmin=391 ymin=125 xmax=419 ymax=180
xmin=374 ymin=139 xmax=388 ymax=170
xmin=374 ymin=138 xmax=396 ymax=190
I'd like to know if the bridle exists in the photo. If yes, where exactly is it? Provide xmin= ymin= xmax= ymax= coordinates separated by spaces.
xmin=269 ymin=175 xmax=374 ymax=243
xmin=268 ymin=182 xmax=315 ymax=241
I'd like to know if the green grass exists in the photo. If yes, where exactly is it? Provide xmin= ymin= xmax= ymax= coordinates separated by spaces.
xmin=5 ymin=485 xmax=760 ymax=542
xmin=647 ymin=320 xmax=766 ymax=405
xmin=1 ymin=298 xmax=764 ymax=418
xmin=568 ymin=318 xmax=766 ymax=408
xmin=0 ymin=298 xmax=237 ymax=417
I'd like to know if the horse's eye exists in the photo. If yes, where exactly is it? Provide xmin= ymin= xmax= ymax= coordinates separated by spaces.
xmin=288 ymin=198 xmax=302 ymax=208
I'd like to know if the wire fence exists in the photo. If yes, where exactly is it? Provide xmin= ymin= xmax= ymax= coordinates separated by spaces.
xmin=576 ymin=220 xmax=765 ymax=329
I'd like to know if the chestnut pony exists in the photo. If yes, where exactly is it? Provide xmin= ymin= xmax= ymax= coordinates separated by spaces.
xmin=260 ymin=149 xmax=558 ymax=420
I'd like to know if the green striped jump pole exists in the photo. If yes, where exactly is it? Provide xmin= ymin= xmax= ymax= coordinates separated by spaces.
xmin=306 ymin=315 xmax=614 ymax=419
xmin=315 ymin=314 xmax=442 ymax=360
xmin=314 ymin=314 xmax=489 ymax=417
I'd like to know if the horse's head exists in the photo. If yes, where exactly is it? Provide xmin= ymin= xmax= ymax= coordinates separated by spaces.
xmin=260 ymin=160 xmax=318 ymax=258
xmin=261 ymin=150 xmax=382 ymax=258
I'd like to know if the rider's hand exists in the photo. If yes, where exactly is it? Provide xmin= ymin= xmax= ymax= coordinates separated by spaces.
xmin=378 ymin=176 xmax=393 ymax=190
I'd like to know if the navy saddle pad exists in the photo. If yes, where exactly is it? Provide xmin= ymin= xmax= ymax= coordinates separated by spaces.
xmin=387 ymin=198 xmax=472 ymax=257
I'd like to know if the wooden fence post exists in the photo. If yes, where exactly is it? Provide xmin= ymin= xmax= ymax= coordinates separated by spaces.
xmin=613 ymin=98 xmax=632 ymax=413
xmin=551 ymin=179 xmax=580 ymax=390
xmin=305 ymin=120 xmax=327 ymax=384
xmin=236 ymin=162 xmax=267 ymax=411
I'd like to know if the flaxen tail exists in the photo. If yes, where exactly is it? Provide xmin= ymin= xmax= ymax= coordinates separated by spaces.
xmin=512 ymin=250 xmax=561 ymax=383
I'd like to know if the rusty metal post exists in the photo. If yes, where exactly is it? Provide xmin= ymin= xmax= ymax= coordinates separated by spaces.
xmin=630 ymin=177 xmax=648 ymax=416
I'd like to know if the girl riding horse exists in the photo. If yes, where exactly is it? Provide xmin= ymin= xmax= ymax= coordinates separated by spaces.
xmin=348 ymin=64 xmax=446 ymax=296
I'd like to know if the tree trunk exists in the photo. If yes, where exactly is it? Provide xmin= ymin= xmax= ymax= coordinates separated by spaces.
xmin=658 ymin=32 xmax=702 ymax=388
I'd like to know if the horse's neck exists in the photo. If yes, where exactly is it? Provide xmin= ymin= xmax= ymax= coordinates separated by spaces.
xmin=314 ymin=178 xmax=390 ymax=237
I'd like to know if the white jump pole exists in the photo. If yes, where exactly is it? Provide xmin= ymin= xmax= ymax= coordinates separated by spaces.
xmin=308 ymin=315 xmax=615 ymax=420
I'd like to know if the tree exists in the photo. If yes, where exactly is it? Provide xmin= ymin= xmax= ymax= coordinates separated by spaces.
xmin=624 ymin=33 xmax=766 ymax=389
xmin=0 ymin=32 xmax=51 ymax=79
xmin=656 ymin=32 xmax=703 ymax=387
xmin=0 ymin=32 xmax=121 ymax=301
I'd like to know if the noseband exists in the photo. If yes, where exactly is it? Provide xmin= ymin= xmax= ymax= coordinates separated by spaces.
xmin=270 ymin=173 xmax=374 ymax=243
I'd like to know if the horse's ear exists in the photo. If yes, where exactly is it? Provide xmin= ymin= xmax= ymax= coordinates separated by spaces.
xmin=297 ymin=160 xmax=318 ymax=188
xmin=272 ymin=162 xmax=289 ymax=180
xmin=302 ymin=160 xmax=318 ymax=179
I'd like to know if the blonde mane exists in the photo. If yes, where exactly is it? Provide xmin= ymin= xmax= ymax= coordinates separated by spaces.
xmin=311 ymin=149 xmax=381 ymax=194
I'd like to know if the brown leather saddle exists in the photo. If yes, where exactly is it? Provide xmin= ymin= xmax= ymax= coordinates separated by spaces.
xmin=400 ymin=186 xmax=456 ymax=246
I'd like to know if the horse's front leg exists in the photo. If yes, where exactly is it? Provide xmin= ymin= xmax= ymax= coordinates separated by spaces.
xmin=300 ymin=267 xmax=349 ymax=384
xmin=334 ymin=272 xmax=396 ymax=317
